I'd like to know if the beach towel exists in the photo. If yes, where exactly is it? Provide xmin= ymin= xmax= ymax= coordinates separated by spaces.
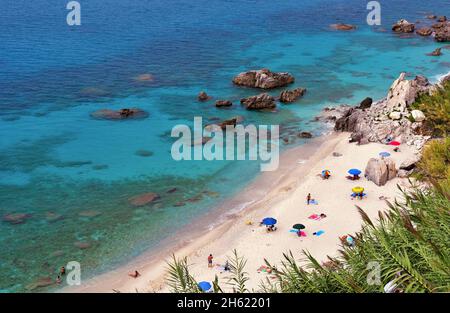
xmin=313 ymin=230 xmax=325 ymax=236
xmin=308 ymin=214 xmax=323 ymax=220
xmin=309 ymin=199 xmax=319 ymax=205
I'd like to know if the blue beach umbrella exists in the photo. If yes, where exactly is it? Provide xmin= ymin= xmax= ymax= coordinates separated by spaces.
xmin=198 ymin=281 xmax=212 ymax=292
xmin=348 ymin=169 xmax=361 ymax=176
xmin=262 ymin=217 xmax=277 ymax=226
xmin=379 ymin=152 xmax=391 ymax=158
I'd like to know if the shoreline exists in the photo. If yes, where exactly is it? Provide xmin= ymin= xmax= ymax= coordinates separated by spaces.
xmin=63 ymin=130 xmax=341 ymax=292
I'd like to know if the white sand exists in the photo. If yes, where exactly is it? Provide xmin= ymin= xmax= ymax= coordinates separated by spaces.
xmin=66 ymin=132 xmax=419 ymax=293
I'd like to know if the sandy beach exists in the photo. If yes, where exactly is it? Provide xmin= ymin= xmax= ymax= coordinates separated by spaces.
xmin=65 ymin=131 xmax=419 ymax=293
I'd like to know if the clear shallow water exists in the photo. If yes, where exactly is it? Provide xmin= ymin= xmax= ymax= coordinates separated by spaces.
xmin=0 ymin=0 xmax=449 ymax=292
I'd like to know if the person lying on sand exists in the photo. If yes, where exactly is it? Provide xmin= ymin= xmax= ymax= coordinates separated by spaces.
xmin=266 ymin=225 xmax=277 ymax=232
xmin=128 ymin=270 xmax=141 ymax=278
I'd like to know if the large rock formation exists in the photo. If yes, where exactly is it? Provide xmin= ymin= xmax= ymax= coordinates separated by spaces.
xmin=240 ymin=93 xmax=276 ymax=110
xmin=334 ymin=73 xmax=432 ymax=150
xmin=433 ymin=21 xmax=450 ymax=42
xmin=364 ymin=158 xmax=397 ymax=186
xmin=90 ymin=108 xmax=149 ymax=120
xmin=279 ymin=88 xmax=306 ymax=103
xmin=416 ymin=27 xmax=432 ymax=36
xmin=232 ymin=69 xmax=294 ymax=89
xmin=392 ymin=19 xmax=415 ymax=33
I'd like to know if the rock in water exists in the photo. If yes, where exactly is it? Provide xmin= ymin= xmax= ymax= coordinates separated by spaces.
xmin=433 ymin=22 xmax=450 ymax=42
xmin=358 ymin=97 xmax=373 ymax=109
xmin=90 ymin=108 xmax=149 ymax=120
xmin=330 ymin=23 xmax=356 ymax=31
xmin=128 ymin=192 xmax=160 ymax=206
xmin=3 ymin=213 xmax=31 ymax=225
xmin=365 ymin=158 xmax=397 ymax=186
xmin=427 ymin=48 xmax=442 ymax=56
xmin=437 ymin=16 xmax=447 ymax=23
xmin=279 ymin=88 xmax=306 ymax=103
xmin=240 ymin=93 xmax=276 ymax=110
xmin=392 ymin=19 xmax=415 ymax=33
xmin=416 ymin=27 xmax=432 ymax=36
xmin=297 ymin=131 xmax=313 ymax=138
xmin=198 ymin=91 xmax=210 ymax=101
xmin=215 ymin=100 xmax=233 ymax=107
xmin=232 ymin=69 xmax=294 ymax=89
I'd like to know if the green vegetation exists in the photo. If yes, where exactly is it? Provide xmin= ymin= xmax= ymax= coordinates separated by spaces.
xmin=416 ymin=138 xmax=450 ymax=194
xmin=412 ymin=81 xmax=450 ymax=137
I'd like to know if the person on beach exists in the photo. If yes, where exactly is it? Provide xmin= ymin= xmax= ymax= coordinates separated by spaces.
xmin=224 ymin=260 xmax=230 ymax=272
xmin=208 ymin=254 xmax=213 ymax=268
xmin=128 ymin=270 xmax=141 ymax=278
xmin=60 ymin=266 xmax=66 ymax=276
xmin=56 ymin=275 xmax=62 ymax=284
xmin=307 ymin=193 xmax=311 ymax=205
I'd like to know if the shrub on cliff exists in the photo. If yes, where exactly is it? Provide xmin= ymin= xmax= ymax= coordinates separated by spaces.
xmin=412 ymin=81 xmax=450 ymax=137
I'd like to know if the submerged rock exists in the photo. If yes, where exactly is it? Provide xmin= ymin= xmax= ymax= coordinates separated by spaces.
xmin=215 ymin=100 xmax=233 ymax=107
xmin=26 ymin=277 xmax=54 ymax=291
xmin=128 ymin=192 xmax=161 ymax=206
xmin=198 ymin=91 xmax=211 ymax=101
xmin=392 ymin=19 xmax=415 ymax=33
xmin=91 ymin=108 xmax=149 ymax=120
xmin=232 ymin=69 xmax=294 ymax=89
xmin=3 ymin=213 xmax=32 ymax=225
xmin=279 ymin=88 xmax=306 ymax=103
xmin=74 ymin=241 xmax=91 ymax=249
xmin=135 ymin=149 xmax=154 ymax=157
xmin=240 ymin=93 xmax=276 ymax=110
xmin=79 ymin=210 xmax=102 ymax=218
xmin=134 ymin=73 xmax=154 ymax=82
xmin=330 ymin=23 xmax=356 ymax=31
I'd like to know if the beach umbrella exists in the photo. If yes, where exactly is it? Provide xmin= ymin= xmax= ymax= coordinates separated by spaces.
xmin=198 ymin=281 xmax=212 ymax=292
xmin=379 ymin=152 xmax=391 ymax=158
xmin=262 ymin=217 xmax=277 ymax=226
xmin=348 ymin=169 xmax=362 ymax=176
xmin=352 ymin=186 xmax=364 ymax=194
xmin=292 ymin=224 xmax=305 ymax=230
xmin=389 ymin=141 xmax=401 ymax=146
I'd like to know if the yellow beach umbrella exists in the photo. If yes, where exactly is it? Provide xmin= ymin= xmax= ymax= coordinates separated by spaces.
xmin=352 ymin=186 xmax=364 ymax=194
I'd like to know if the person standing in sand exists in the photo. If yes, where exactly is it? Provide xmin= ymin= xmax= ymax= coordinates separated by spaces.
xmin=208 ymin=254 xmax=213 ymax=268
xmin=307 ymin=193 xmax=311 ymax=205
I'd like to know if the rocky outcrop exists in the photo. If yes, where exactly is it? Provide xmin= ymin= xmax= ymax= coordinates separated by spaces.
xmin=232 ymin=69 xmax=294 ymax=89
xmin=215 ymin=100 xmax=233 ymax=107
xmin=400 ymin=155 xmax=421 ymax=171
xmin=427 ymin=48 xmax=442 ymax=56
xmin=333 ymin=73 xmax=432 ymax=150
xmin=240 ymin=93 xmax=276 ymax=110
xmin=433 ymin=21 xmax=450 ymax=42
xmin=314 ymin=105 xmax=352 ymax=124
xmin=330 ymin=24 xmax=356 ymax=31
xmin=128 ymin=192 xmax=160 ymax=206
xmin=411 ymin=110 xmax=426 ymax=122
xmin=392 ymin=19 xmax=415 ymax=33
xmin=364 ymin=158 xmax=397 ymax=186
xmin=198 ymin=91 xmax=211 ymax=101
xmin=279 ymin=88 xmax=306 ymax=103
xmin=437 ymin=16 xmax=447 ymax=23
xmin=416 ymin=27 xmax=432 ymax=36
xmin=91 ymin=108 xmax=149 ymax=120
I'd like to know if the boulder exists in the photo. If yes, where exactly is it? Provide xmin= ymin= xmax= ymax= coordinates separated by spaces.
xmin=198 ymin=91 xmax=210 ymax=101
xmin=427 ymin=48 xmax=442 ymax=56
xmin=215 ymin=100 xmax=232 ymax=107
xmin=416 ymin=27 xmax=432 ymax=36
xmin=232 ymin=69 xmax=295 ymax=89
xmin=389 ymin=111 xmax=402 ymax=120
xmin=128 ymin=192 xmax=160 ymax=206
xmin=297 ymin=131 xmax=313 ymax=138
xmin=365 ymin=158 xmax=397 ymax=186
xmin=400 ymin=155 xmax=421 ymax=171
xmin=240 ymin=93 xmax=276 ymax=110
xmin=330 ymin=23 xmax=356 ymax=31
xmin=411 ymin=110 xmax=425 ymax=122
xmin=358 ymin=97 xmax=373 ymax=109
xmin=434 ymin=22 xmax=450 ymax=42
xmin=279 ymin=88 xmax=306 ymax=103
xmin=392 ymin=19 xmax=415 ymax=33
xmin=90 ymin=108 xmax=149 ymax=120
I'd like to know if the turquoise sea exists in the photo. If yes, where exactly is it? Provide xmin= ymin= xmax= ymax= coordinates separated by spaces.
xmin=0 ymin=0 xmax=449 ymax=292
